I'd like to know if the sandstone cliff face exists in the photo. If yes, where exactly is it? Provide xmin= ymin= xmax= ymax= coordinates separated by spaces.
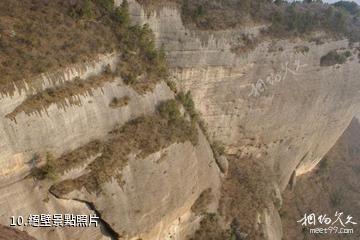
xmin=0 ymin=1 xmax=359 ymax=240
xmin=127 ymin=0 xmax=360 ymax=189
xmin=281 ymin=118 xmax=360 ymax=240
xmin=0 ymin=51 xmax=220 ymax=240
xmin=0 ymin=178 xmax=111 ymax=240
xmin=125 ymin=1 xmax=360 ymax=239
xmin=0 ymin=53 xmax=173 ymax=185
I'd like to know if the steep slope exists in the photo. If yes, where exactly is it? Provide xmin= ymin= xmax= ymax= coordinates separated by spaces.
xmin=281 ymin=118 xmax=360 ymax=240
xmin=128 ymin=0 xmax=360 ymax=239
xmin=0 ymin=1 xmax=360 ymax=240
xmin=129 ymin=0 xmax=360 ymax=187
xmin=0 ymin=1 xmax=221 ymax=240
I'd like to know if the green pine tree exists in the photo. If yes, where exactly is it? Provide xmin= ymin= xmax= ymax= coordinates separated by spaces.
xmin=114 ymin=0 xmax=130 ymax=26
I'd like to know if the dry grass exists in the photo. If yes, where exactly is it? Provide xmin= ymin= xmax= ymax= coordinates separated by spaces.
xmin=191 ymin=188 xmax=213 ymax=216
xmin=294 ymin=45 xmax=310 ymax=54
xmin=188 ymin=213 xmax=232 ymax=240
xmin=49 ymin=99 xmax=198 ymax=195
xmin=280 ymin=119 xmax=360 ymax=240
xmin=320 ymin=50 xmax=351 ymax=67
xmin=218 ymin=156 xmax=274 ymax=240
xmin=0 ymin=0 xmax=118 ymax=95
xmin=43 ymin=140 xmax=103 ymax=179
xmin=0 ymin=0 xmax=168 ymax=96
xmin=3 ymin=0 xmax=170 ymax=119
xmin=138 ymin=0 xmax=269 ymax=30
xmin=109 ymin=96 xmax=130 ymax=108
xmin=5 ymin=72 xmax=115 ymax=121
xmin=187 ymin=155 xmax=275 ymax=240
xmin=138 ymin=0 xmax=360 ymax=50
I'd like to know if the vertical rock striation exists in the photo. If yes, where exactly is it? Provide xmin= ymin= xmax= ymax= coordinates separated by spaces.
xmin=128 ymin=0 xmax=360 ymax=189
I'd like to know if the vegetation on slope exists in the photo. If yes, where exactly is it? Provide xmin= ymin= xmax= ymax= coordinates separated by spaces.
xmin=138 ymin=0 xmax=360 ymax=43
xmin=6 ymin=69 xmax=115 ymax=120
xmin=0 ymin=0 xmax=168 ymax=95
xmin=188 ymin=155 xmax=275 ymax=240
xmin=333 ymin=1 xmax=360 ymax=16
xmin=320 ymin=49 xmax=352 ymax=66
xmin=188 ymin=213 xmax=236 ymax=240
xmin=280 ymin=118 xmax=360 ymax=240
xmin=45 ymin=99 xmax=198 ymax=195
xmin=109 ymin=96 xmax=130 ymax=108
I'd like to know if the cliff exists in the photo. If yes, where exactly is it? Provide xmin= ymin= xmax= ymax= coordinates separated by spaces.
xmin=0 ymin=53 xmax=220 ymax=239
xmin=127 ymin=0 xmax=360 ymax=239
xmin=0 ymin=1 xmax=359 ymax=240
xmin=129 ymin=0 xmax=360 ymax=185
xmin=281 ymin=118 xmax=360 ymax=239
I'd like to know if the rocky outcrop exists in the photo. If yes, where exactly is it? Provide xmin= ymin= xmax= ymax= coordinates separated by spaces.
xmin=50 ymin=128 xmax=220 ymax=240
xmin=0 ymin=53 xmax=173 ymax=186
xmin=1 ymin=1 xmax=360 ymax=240
xmin=0 ymin=178 xmax=111 ymax=240
xmin=128 ymin=0 xmax=360 ymax=188
xmin=126 ymin=1 xmax=360 ymax=239
xmin=281 ymin=118 xmax=360 ymax=240
xmin=0 ymin=224 xmax=37 ymax=240
xmin=0 ymin=48 xmax=221 ymax=240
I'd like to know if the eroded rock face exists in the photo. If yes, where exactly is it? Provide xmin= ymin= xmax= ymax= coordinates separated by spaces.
xmin=0 ymin=224 xmax=37 ymax=240
xmin=0 ymin=51 xmax=221 ymax=240
xmin=128 ymin=0 xmax=360 ymax=188
xmin=0 ymin=53 xmax=173 ymax=185
xmin=126 ymin=1 xmax=360 ymax=239
xmin=281 ymin=118 xmax=360 ymax=240
xmin=51 ymin=129 xmax=220 ymax=240
xmin=0 ymin=178 xmax=111 ymax=240
xmin=1 ymin=1 xmax=360 ymax=240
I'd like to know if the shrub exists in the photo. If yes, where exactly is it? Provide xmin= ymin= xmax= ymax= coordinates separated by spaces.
xmin=294 ymin=45 xmax=310 ymax=54
xmin=188 ymin=213 xmax=230 ymax=240
xmin=158 ymin=99 xmax=181 ymax=123
xmin=113 ymin=0 xmax=130 ymax=25
xmin=156 ymin=99 xmax=198 ymax=145
xmin=193 ymin=5 xmax=206 ymax=19
xmin=83 ymin=0 xmax=93 ymax=18
xmin=29 ymin=153 xmax=47 ymax=180
xmin=317 ymin=157 xmax=329 ymax=174
xmin=68 ymin=0 xmax=94 ymax=18
xmin=109 ymin=96 xmax=130 ymax=108
xmin=344 ymin=50 xmax=352 ymax=58
xmin=165 ymin=80 xmax=177 ymax=93
xmin=43 ymin=152 xmax=58 ymax=180
xmin=334 ymin=1 xmax=360 ymax=16
xmin=269 ymin=4 xmax=318 ymax=35
xmin=176 ymin=91 xmax=198 ymax=120
xmin=320 ymin=50 xmax=349 ymax=66
xmin=266 ymin=2 xmax=359 ymax=41
xmin=212 ymin=140 xmax=225 ymax=156
xmin=116 ymin=23 xmax=169 ymax=93
xmin=95 ymin=0 xmax=114 ymax=13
